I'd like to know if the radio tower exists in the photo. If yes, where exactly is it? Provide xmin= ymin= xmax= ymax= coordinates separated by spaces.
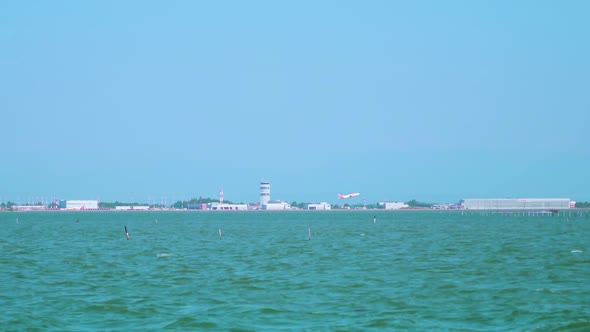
xmin=219 ymin=188 xmax=224 ymax=204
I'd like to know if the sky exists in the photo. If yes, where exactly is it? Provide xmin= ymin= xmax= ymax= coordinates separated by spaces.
xmin=1 ymin=0 xmax=589 ymax=205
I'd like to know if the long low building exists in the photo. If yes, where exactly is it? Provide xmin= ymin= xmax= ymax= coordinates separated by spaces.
xmin=208 ymin=202 xmax=248 ymax=211
xmin=13 ymin=205 xmax=46 ymax=211
xmin=463 ymin=198 xmax=571 ymax=210
xmin=115 ymin=205 xmax=150 ymax=211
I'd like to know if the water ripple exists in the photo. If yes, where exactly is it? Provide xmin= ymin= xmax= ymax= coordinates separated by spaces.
xmin=1 ymin=211 xmax=589 ymax=330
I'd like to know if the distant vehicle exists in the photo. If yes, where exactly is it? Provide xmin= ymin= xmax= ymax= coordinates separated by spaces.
xmin=337 ymin=192 xmax=360 ymax=199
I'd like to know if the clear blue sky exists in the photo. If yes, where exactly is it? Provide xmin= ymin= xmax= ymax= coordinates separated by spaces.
xmin=1 ymin=0 xmax=589 ymax=204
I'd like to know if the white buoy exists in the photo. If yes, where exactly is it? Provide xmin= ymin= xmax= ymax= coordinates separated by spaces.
xmin=218 ymin=228 xmax=222 ymax=240
xmin=373 ymin=216 xmax=376 ymax=224
xmin=308 ymin=227 xmax=311 ymax=240
xmin=124 ymin=226 xmax=130 ymax=240
xmin=155 ymin=218 xmax=158 ymax=224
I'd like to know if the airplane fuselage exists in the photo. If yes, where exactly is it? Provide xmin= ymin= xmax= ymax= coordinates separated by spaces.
xmin=338 ymin=192 xmax=360 ymax=199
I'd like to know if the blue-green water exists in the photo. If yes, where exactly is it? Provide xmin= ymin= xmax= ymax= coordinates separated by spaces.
xmin=1 ymin=211 xmax=588 ymax=331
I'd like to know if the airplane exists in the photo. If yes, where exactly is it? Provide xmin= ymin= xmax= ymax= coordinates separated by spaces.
xmin=337 ymin=192 xmax=360 ymax=199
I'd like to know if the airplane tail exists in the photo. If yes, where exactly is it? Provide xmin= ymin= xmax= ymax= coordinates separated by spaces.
xmin=337 ymin=194 xmax=344 ymax=199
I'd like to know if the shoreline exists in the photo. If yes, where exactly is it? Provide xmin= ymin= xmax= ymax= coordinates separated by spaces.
xmin=1 ymin=208 xmax=589 ymax=213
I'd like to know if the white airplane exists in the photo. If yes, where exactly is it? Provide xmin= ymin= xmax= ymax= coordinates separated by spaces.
xmin=337 ymin=192 xmax=360 ymax=199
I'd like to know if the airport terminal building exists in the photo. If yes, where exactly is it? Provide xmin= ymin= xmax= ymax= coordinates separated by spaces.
xmin=462 ymin=198 xmax=571 ymax=210
xmin=306 ymin=202 xmax=331 ymax=210
xmin=59 ymin=200 xmax=99 ymax=210
xmin=377 ymin=201 xmax=409 ymax=210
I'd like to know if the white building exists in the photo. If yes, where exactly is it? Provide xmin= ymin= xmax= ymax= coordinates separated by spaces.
xmin=378 ymin=201 xmax=409 ymax=210
xmin=306 ymin=202 xmax=331 ymax=210
xmin=209 ymin=202 xmax=248 ymax=211
xmin=263 ymin=200 xmax=291 ymax=210
xmin=462 ymin=198 xmax=571 ymax=210
xmin=260 ymin=181 xmax=270 ymax=207
xmin=64 ymin=200 xmax=99 ymax=210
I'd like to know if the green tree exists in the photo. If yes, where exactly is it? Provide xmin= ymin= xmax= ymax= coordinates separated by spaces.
xmin=1 ymin=201 xmax=17 ymax=209
xmin=406 ymin=199 xmax=432 ymax=208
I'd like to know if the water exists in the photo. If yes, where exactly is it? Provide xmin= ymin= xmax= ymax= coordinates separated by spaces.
xmin=1 ymin=211 xmax=588 ymax=331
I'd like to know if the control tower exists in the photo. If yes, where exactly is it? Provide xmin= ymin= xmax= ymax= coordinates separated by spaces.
xmin=259 ymin=181 xmax=270 ymax=207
